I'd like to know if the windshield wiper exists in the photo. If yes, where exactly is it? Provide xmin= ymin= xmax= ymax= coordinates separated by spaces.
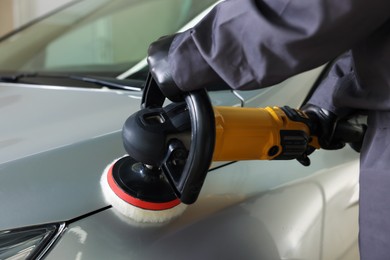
xmin=0 ymin=73 xmax=144 ymax=91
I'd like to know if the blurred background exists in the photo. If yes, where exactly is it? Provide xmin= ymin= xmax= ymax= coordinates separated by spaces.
xmin=0 ymin=0 xmax=72 ymax=37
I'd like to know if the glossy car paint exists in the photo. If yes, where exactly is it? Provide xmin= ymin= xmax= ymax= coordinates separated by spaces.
xmin=0 ymin=83 xmax=135 ymax=229
xmin=46 ymin=151 xmax=359 ymax=260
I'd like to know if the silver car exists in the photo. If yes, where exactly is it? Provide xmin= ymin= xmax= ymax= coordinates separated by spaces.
xmin=0 ymin=0 xmax=360 ymax=259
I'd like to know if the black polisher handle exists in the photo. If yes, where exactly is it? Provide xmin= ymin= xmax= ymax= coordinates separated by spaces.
xmin=333 ymin=120 xmax=367 ymax=151
xmin=141 ymin=73 xmax=216 ymax=205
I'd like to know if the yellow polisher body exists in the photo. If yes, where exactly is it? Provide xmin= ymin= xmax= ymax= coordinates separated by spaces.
xmin=212 ymin=106 xmax=320 ymax=162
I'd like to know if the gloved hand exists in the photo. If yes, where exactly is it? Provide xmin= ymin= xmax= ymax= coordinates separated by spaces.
xmin=301 ymin=104 xmax=346 ymax=150
xmin=147 ymin=34 xmax=183 ymax=102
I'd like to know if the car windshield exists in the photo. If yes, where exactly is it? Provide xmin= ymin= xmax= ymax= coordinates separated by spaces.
xmin=0 ymin=0 xmax=216 ymax=81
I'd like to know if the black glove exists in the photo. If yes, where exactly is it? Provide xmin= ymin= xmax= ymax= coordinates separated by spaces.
xmin=147 ymin=34 xmax=183 ymax=102
xmin=301 ymin=104 xmax=346 ymax=150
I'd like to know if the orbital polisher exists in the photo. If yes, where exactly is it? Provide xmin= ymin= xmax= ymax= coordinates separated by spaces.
xmin=101 ymin=75 xmax=365 ymax=224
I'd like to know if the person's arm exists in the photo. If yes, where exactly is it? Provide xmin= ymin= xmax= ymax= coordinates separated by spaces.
xmin=301 ymin=51 xmax=356 ymax=149
xmin=166 ymin=0 xmax=390 ymax=91
xmin=305 ymin=51 xmax=354 ymax=115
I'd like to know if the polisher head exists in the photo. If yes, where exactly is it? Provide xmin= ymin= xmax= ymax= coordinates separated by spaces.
xmin=100 ymin=156 xmax=187 ymax=224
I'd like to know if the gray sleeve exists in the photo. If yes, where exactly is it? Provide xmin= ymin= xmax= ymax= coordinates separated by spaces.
xmin=168 ymin=0 xmax=390 ymax=91
xmin=306 ymin=51 xmax=354 ymax=115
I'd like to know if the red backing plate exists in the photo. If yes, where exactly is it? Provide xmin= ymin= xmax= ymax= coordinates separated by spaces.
xmin=107 ymin=163 xmax=181 ymax=210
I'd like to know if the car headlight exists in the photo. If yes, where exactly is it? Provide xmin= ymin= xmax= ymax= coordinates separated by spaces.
xmin=0 ymin=223 xmax=65 ymax=260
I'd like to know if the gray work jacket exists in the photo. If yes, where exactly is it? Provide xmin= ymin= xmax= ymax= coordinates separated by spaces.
xmin=167 ymin=0 xmax=390 ymax=126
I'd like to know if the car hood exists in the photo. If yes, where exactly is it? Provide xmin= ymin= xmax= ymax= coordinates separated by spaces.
xmin=0 ymin=83 xmax=141 ymax=230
